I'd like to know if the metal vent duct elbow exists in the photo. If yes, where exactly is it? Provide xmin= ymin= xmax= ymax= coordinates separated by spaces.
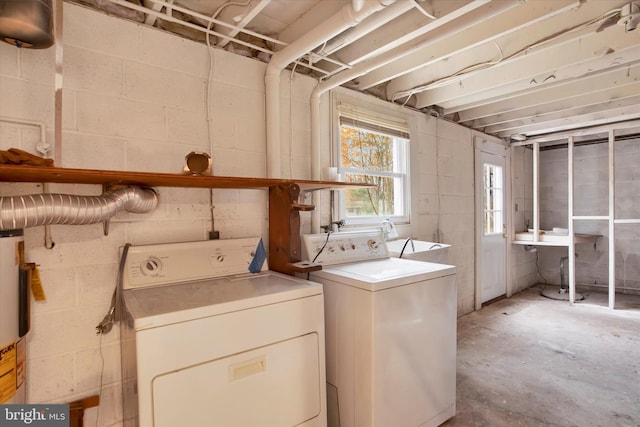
xmin=0 ymin=186 xmax=158 ymax=230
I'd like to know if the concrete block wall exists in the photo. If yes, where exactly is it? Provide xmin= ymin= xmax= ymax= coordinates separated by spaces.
xmin=0 ymin=3 xmax=312 ymax=425
xmin=511 ymin=146 xmax=538 ymax=293
xmin=614 ymin=139 xmax=640 ymax=291
xmin=415 ymin=117 xmax=476 ymax=315
xmin=0 ymin=2 xmax=507 ymax=424
xmin=539 ymin=139 xmax=640 ymax=293
xmin=437 ymin=121 xmax=476 ymax=314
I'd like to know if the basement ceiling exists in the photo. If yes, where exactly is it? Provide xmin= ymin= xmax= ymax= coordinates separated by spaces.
xmin=73 ymin=0 xmax=640 ymax=142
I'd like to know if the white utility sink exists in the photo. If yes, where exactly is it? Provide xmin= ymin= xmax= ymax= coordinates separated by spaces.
xmin=386 ymin=239 xmax=451 ymax=264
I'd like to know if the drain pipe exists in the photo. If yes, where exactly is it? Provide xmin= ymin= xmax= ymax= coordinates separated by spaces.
xmin=265 ymin=0 xmax=394 ymax=178
xmin=0 ymin=186 xmax=158 ymax=231
xmin=0 ymin=117 xmax=51 ymax=156
xmin=310 ymin=0 xmax=523 ymax=181
xmin=314 ymin=1 xmax=416 ymax=59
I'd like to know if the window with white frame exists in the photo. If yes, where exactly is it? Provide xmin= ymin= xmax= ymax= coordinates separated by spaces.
xmin=336 ymin=106 xmax=410 ymax=225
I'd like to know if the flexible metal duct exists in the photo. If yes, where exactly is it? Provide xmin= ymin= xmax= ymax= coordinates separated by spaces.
xmin=0 ymin=186 xmax=158 ymax=230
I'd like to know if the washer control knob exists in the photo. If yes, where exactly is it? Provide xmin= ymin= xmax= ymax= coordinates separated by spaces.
xmin=140 ymin=257 xmax=162 ymax=276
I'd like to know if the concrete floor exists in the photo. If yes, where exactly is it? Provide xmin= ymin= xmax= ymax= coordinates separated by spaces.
xmin=443 ymin=285 xmax=640 ymax=427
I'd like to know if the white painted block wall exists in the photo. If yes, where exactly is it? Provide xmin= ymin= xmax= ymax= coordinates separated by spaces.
xmin=0 ymin=3 xmax=490 ymax=425
xmin=414 ymin=114 xmax=477 ymax=315
xmin=434 ymin=120 xmax=476 ymax=313
xmin=0 ymin=3 xmax=303 ymax=425
xmin=511 ymin=146 xmax=538 ymax=293
xmin=539 ymin=140 xmax=640 ymax=292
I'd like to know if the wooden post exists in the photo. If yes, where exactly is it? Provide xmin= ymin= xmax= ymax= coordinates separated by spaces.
xmin=69 ymin=395 xmax=100 ymax=427
xmin=268 ymin=183 xmax=319 ymax=275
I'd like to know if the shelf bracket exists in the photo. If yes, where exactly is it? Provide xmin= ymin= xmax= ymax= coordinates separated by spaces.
xmin=268 ymin=183 xmax=316 ymax=275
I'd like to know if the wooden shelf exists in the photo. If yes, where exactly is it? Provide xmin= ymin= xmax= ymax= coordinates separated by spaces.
xmin=0 ymin=165 xmax=373 ymax=277
xmin=0 ymin=165 xmax=373 ymax=191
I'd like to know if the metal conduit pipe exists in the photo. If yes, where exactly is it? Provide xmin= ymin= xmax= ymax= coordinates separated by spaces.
xmin=0 ymin=186 xmax=158 ymax=230
xmin=265 ymin=0 xmax=395 ymax=178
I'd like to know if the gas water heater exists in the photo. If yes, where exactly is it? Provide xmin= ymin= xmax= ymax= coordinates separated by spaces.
xmin=0 ymin=230 xmax=30 ymax=404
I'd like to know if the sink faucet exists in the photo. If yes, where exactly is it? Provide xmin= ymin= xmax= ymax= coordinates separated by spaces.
xmin=398 ymin=237 xmax=415 ymax=258
xmin=321 ymin=219 xmax=346 ymax=233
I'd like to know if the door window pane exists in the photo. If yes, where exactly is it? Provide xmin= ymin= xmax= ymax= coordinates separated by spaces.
xmin=483 ymin=163 xmax=503 ymax=235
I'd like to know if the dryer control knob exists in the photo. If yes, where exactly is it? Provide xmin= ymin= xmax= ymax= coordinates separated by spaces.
xmin=140 ymin=257 xmax=162 ymax=276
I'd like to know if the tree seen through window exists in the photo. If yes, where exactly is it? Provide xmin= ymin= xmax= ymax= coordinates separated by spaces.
xmin=340 ymin=125 xmax=405 ymax=217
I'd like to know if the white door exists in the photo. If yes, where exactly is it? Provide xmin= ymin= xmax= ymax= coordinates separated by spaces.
xmin=476 ymin=144 xmax=508 ymax=306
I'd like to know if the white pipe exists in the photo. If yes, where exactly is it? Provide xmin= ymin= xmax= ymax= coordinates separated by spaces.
xmin=533 ymin=142 xmax=539 ymax=243
xmin=111 ymin=0 xmax=286 ymax=48
xmin=409 ymin=0 xmax=437 ymax=20
xmin=266 ymin=0 xmax=394 ymax=178
xmin=315 ymin=1 xmax=414 ymax=59
xmin=608 ymin=129 xmax=615 ymax=309
xmin=54 ymin=0 xmax=63 ymax=166
xmin=0 ymin=117 xmax=50 ymax=156
xmin=313 ymin=0 xmax=519 ymax=98
xmin=308 ymin=0 xmax=522 ymax=230
xmin=568 ymin=137 xmax=575 ymax=304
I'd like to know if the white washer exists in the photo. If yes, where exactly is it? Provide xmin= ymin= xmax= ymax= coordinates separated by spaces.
xmin=302 ymin=231 xmax=457 ymax=427
xmin=120 ymin=238 xmax=327 ymax=427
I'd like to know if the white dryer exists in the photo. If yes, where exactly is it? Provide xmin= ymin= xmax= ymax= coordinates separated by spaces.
xmin=120 ymin=238 xmax=326 ymax=427
xmin=302 ymin=231 xmax=457 ymax=427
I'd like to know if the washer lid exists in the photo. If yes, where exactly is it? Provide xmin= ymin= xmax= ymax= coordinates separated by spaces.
xmin=311 ymin=257 xmax=455 ymax=291
xmin=123 ymin=271 xmax=322 ymax=330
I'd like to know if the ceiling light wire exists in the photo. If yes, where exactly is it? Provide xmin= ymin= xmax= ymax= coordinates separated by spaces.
xmin=208 ymin=0 xmax=252 ymax=46
xmin=204 ymin=2 xmax=243 ymax=236
xmin=393 ymin=42 xmax=504 ymax=104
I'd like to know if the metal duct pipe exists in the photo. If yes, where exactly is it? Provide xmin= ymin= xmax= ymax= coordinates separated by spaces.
xmin=0 ymin=186 xmax=158 ymax=230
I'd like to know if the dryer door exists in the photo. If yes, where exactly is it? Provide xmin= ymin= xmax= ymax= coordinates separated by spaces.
xmin=152 ymin=332 xmax=323 ymax=426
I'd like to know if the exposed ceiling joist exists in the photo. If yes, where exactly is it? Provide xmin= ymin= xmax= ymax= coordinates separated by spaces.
xmin=332 ymin=0 xmax=492 ymax=68
xmin=456 ymin=62 xmax=640 ymax=124
xmin=497 ymin=104 xmax=640 ymax=137
xmin=467 ymin=74 xmax=640 ymax=132
xmin=415 ymin=24 xmax=640 ymax=109
xmin=487 ymin=93 xmax=640 ymax=134
xmin=368 ymin=0 xmax=578 ymax=94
